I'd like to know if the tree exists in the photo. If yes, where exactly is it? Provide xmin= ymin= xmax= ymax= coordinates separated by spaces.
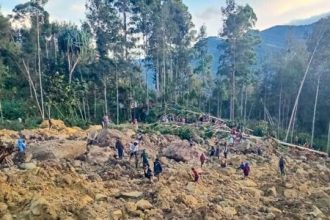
xmin=218 ymin=0 xmax=259 ymax=121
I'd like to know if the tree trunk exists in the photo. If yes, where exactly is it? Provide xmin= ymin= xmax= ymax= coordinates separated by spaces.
xmin=103 ymin=76 xmax=108 ymax=115
xmin=311 ymin=74 xmax=321 ymax=148
xmin=116 ymin=64 xmax=119 ymax=124
xmin=36 ymin=13 xmax=45 ymax=119
xmin=278 ymin=84 xmax=282 ymax=138
xmin=0 ymin=101 xmax=3 ymax=123
xmin=285 ymin=31 xmax=324 ymax=141
xmin=244 ymin=86 xmax=248 ymax=123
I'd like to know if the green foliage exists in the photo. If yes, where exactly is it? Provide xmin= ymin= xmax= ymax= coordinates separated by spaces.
xmin=251 ymin=121 xmax=268 ymax=137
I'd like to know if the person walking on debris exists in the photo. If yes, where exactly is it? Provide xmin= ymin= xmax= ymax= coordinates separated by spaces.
xmin=153 ymin=158 xmax=163 ymax=181
xmin=220 ymin=158 xmax=227 ymax=168
xmin=200 ymin=153 xmax=206 ymax=167
xmin=16 ymin=134 xmax=26 ymax=163
xmin=279 ymin=156 xmax=286 ymax=176
xmin=141 ymin=149 xmax=149 ymax=168
xmin=129 ymin=141 xmax=139 ymax=160
xmin=223 ymin=142 xmax=228 ymax=159
xmin=115 ymin=138 xmax=124 ymax=159
xmin=191 ymin=167 xmax=200 ymax=183
xmin=238 ymin=162 xmax=250 ymax=178
xmin=102 ymin=115 xmax=110 ymax=129
xmin=215 ymin=146 xmax=220 ymax=159
xmin=144 ymin=165 xmax=153 ymax=182
xmin=209 ymin=146 xmax=215 ymax=157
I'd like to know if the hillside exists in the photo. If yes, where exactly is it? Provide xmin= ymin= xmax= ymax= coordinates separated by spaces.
xmin=0 ymin=121 xmax=329 ymax=219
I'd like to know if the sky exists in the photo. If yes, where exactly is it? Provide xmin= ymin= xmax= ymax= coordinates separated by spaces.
xmin=1 ymin=0 xmax=330 ymax=36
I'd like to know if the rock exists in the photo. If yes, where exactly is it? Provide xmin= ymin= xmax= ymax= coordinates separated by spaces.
xmin=266 ymin=187 xmax=277 ymax=197
xmin=220 ymin=167 xmax=236 ymax=176
xmin=19 ymin=162 xmax=37 ymax=170
xmin=244 ymin=179 xmax=257 ymax=187
xmin=284 ymin=183 xmax=293 ymax=189
xmin=80 ymin=195 xmax=94 ymax=207
xmin=268 ymin=207 xmax=282 ymax=216
xmin=73 ymin=160 xmax=82 ymax=167
xmin=310 ymin=205 xmax=325 ymax=218
xmin=33 ymin=151 xmax=56 ymax=161
xmin=62 ymin=174 xmax=73 ymax=185
xmin=95 ymin=194 xmax=107 ymax=201
xmin=125 ymin=202 xmax=137 ymax=213
xmin=111 ymin=210 xmax=123 ymax=220
xmin=136 ymin=199 xmax=153 ymax=210
xmin=120 ymin=191 xmax=143 ymax=199
xmin=186 ymin=182 xmax=196 ymax=192
xmin=217 ymin=206 xmax=237 ymax=218
xmin=29 ymin=197 xmax=56 ymax=219
xmin=265 ymin=213 xmax=276 ymax=220
xmin=1 ymin=213 xmax=13 ymax=220
xmin=162 ymin=141 xmax=201 ymax=162
xmin=284 ymin=189 xmax=298 ymax=198
xmin=25 ymin=152 xmax=33 ymax=162
xmin=0 ymin=202 xmax=8 ymax=214
xmin=182 ymin=195 xmax=199 ymax=208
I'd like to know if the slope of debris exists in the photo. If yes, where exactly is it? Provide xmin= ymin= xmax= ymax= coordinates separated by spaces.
xmin=0 ymin=121 xmax=329 ymax=220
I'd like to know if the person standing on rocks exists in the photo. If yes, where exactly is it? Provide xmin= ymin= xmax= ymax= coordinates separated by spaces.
xmin=223 ymin=142 xmax=228 ymax=159
xmin=153 ymin=158 xmax=163 ymax=181
xmin=279 ymin=156 xmax=286 ymax=176
xmin=215 ymin=146 xmax=220 ymax=159
xmin=102 ymin=115 xmax=110 ymax=129
xmin=200 ymin=153 xmax=206 ymax=167
xmin=115 ymin=138 xmax=124 ymax=160
xmin=141 ymin=149 xmax=149 ymax=168
xmin=129 ymin=141 xmax=139 ymax=160
xmin=191 ymin=167 xmax=200 ymax=183
xmin=16 ymin=134 xmax=26 ymax=163
xmin=144 ymin=165 xmax=153 ymax=182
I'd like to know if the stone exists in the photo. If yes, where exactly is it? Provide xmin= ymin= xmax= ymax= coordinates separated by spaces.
xmin=268 ymin=207 xmax=282 ymax=216
xmin=284 ymin=183 xmax=293 ymax=189
xmin=136 ymin=199 xmax=153 ymax=210
xmin=310 ymin=205 xmax=325 ymax=218
xmin=1 ymin=214 xmax=13 ymax=220
xmin=125 ymin=202 xmax=137 ymax=213
xmin=112 ymin=210 xmax=123 ymax=220
xmin=25 ymin=152 xmax=33 ymax=162
xmin=186 ymin=182 xmax=196 ymax=192
xmin=29 ymin=197 xmax=57 ymax=219
xmin=62 ymin=174 xmax=73 ymax=185
xmin=284 ymin=189 xmax=298 ymax=198
xmin=0 ymin=202 xmax=8 ymax=214
xmin=80 ymin=195 xmax=94 ymax=207
xmin=182 ymin=195 xmax=199 ymax=208
xmin=95 ymin=194 xmax=107 ymax=201
xmin=120 ymin=191 xmax=143 ymax=199
xmin=19 ymin=162 xmax=37 ymax=170
xmin=217 ymin=206 xmax=237 ymax=218
xmin=266 ymin=187 xmax=277 ymax=197
xmin=244 ymin=179 xmax=257 ymax=187
xmin=265 ymin=213 xmax=276 ymax=220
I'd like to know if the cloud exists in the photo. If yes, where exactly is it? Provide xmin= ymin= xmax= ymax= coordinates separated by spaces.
xmin=193 ymin=7 xmax=221 ymax=36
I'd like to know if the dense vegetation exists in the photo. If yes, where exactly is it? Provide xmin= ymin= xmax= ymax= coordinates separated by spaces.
xmin=0 ymin=0 xmax=329 ymax=152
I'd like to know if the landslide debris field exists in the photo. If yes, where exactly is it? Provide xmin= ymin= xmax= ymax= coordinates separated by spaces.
xmin=0 ymin=120 xmax=329 ymax=220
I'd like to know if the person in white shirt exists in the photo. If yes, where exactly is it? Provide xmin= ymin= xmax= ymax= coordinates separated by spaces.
xmin=129 ymin=141 xmax=139 ymax=160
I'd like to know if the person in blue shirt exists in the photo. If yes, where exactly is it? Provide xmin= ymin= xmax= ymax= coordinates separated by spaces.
xmin=17 ymin=137 xmax=26 ymax=153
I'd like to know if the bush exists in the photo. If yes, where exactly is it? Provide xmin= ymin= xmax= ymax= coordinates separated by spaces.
xmin=64 ymin=118 xmax=90 ymax=129
xmin=251 ymin=121 xmax=268 ymax=137
xmin=175 ymin=126 xmax=194 ymax=140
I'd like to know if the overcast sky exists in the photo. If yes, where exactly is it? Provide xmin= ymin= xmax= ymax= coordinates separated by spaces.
xmin=1 ymin=0 xmax=330 ymax=36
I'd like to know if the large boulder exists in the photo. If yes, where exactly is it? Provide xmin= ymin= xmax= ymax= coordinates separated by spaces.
xmin=162 ymin=141 xmax=200 ymax=162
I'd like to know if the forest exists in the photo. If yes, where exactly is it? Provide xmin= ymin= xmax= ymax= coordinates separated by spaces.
xmin=0 ymin=0 xmax=329 ymax=153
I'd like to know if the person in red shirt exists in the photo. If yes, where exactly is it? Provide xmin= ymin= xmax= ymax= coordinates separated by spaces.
xmin=200 ymin=153 xmax=206 ymax=167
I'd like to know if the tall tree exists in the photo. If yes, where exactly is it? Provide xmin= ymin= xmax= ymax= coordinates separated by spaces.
xmin=218 ymin=0 xmax=259 ymax=121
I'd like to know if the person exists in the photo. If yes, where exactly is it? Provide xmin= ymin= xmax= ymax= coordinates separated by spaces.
xmin=279 ymin=156 xmax=286 ymax=176
xmin=153 ymin=158 xmax=163 ymax=181
xmin=129 ymin=141 xmax=139 ymax=160
xmin=200 ymin=153 xmax=206 ymax=167
xmin=243 ymin=162 xmax=250 ymax=178
xmin=257 ymin=146 xmax=262 ymax=156
xmin=16 ymin=135 xmax=26 ymax=163
xmin=189 ymin=139 xmax=194 ymax=147
xmin=215 ymin=146 xmax=220 ymax=159
xmin=220 ymin=158 xmax=227 ymax=168
xmin=237 ymin=162 xmax=250 ymax=178
xmin=191 ymin=167 xmax=200 ymax=183
xmin=102 ymin=115 xmax=110 ymax=128
xmin=223 ymin=142 xmax=228 ymax=159
xmin=48 ymin=118 xmax=53 ymax=130
xmin=115 ymin=138 xmax=124 ymax=159
xmin=141 ymin=149 xmax=149 ymax=168
xmin=144 ymin=165 xmax=153 ymax=182
xmin=209 ymin=146 xmax=215 ymax=157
